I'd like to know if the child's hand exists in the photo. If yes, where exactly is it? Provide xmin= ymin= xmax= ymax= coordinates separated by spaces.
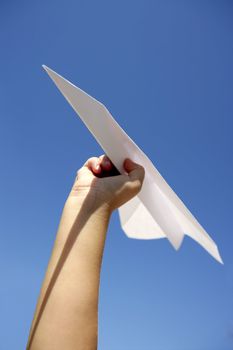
xmin=69 ymin=155 xmax=145 ymax=212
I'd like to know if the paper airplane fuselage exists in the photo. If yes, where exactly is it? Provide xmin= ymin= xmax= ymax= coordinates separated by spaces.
xmin=43 ymin=65 xmax=223 ymax=264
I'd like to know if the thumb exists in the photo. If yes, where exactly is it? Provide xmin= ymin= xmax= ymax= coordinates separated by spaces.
xmin=124 ymin=158 xmax=145 ymax=191
xmin=106 ymin=158 xmax=145 ymax=211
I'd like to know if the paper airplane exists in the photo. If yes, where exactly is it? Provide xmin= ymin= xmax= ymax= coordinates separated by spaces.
xmin=43 ymin=65 xmax=223 ymax=264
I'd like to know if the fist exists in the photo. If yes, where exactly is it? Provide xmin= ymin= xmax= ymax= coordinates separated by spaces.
xmin=69 ymin=155 xmax=145 ymax=212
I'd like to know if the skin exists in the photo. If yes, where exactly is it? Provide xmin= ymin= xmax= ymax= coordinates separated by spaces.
xmin=27 ymin=155 xmax=145 ymax=350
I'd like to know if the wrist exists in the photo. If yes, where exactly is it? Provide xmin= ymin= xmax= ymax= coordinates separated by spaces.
xmin=65 ymin=190 xmax=113 ymax=219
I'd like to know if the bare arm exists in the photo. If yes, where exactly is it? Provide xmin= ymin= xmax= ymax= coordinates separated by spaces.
xmin=27 ymin=155 xmax=144 ymax=350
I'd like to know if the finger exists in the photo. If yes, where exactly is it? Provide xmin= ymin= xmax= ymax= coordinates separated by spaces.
xmin=85 ymin=157 xmax=102 ymax=175
xmin=123 ymin=158 xmax=145 ymax=191
xmin=98 ymin=154 xmax=120 ymax=177
xmin=98 ymin=154 xmax=113 ymax=172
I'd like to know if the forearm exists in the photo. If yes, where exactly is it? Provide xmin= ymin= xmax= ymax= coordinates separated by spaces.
xmin=27 ymin=154 xmax=144 ymax=350
xmin=27 ymin=193 xmax=111 ymax=350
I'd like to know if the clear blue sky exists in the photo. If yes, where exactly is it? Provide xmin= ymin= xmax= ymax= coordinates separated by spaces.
xmin=0 ymin=0 xmax=233 ymax=349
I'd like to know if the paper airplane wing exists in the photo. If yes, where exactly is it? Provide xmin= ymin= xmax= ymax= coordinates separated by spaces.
xmin=43 ymin=65 xmax=223 ymax=264
xmin=118 ymin=195 xmax=166 ymax=239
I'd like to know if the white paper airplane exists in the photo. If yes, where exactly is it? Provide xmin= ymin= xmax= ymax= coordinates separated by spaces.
xmin=43 ymin=65 xmax=223 ymax=264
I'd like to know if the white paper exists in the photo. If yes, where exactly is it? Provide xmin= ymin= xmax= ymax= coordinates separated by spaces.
xmin=43 ymin=65 xmax=223 ymax=264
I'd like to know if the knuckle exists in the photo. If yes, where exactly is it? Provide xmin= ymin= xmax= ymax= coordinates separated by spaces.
xmin=125 ymin=179 xmax=142 ymax=194
xmin=86 ymin=157 xmax=98 ymax=169
xmin=138 ymin=166 xmax=145 ymax=178
xmin=76 ymin=168 xmax=82 ymax=176
xmin=133 ymin=179 xmax=143 ymax=191
xmin=87 ymin=157 xmax=96 ymax=164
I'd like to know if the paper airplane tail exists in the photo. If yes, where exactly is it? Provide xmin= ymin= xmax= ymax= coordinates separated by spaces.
xmin=119 ymin=194 xmax=223 ymax=264
xmin=118 ymin=195 xmax=185 ymax=249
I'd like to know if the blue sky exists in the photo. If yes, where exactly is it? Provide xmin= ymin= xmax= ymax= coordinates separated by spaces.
xmin=0 ymin=0 xmax=233 ymax=349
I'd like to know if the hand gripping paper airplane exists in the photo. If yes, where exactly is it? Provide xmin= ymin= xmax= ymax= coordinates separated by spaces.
xmin=43 ymin=65 xmax=223 ymax=264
